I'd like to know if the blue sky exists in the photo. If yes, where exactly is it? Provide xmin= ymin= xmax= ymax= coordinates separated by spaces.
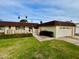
xmin=0 ymin=0 xmax=79 ymax=23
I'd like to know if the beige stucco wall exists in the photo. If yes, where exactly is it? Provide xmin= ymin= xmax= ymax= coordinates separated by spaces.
xmin=32 ymin=27 xmax=38 ymax=35
xmin=4 ymin=26 xmax=31 ymax=34
xmin=34 ymin=26 xmax=75 ymax=38
xmin=56 ymin=26 xmax=75 ymax=38
xmin=4 ymin=26 xmax=9 ymax=34
xmin=25 ymin=26 xmax=29 ymax=32
xmin=0 ymin=25 xmax=75 ymax=38
xmin=4 ymin=26 xmax=16 ymax=34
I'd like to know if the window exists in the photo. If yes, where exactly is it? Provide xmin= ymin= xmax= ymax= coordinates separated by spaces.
xmin=29 ymin=27 xmax=32 ymax=32
xmin=60 ymin=26 xmax=65 ymax=29
xmin=21 ymin=26 xmax=25 ymax=30
xmin=9 ymin=26 xmax=11 ymax=29
xmin=63 ymin=27 xmax=65 ymax=29
xmin=60 ymin=26 xmax=71 ymax=29
xmin=66 ymin=27 xmax=69 ymax=29
xmin=16 ymin=26 xmax=19 ymax=30
xmin=0 ymin=27 xmax=4 ymax=30
xmin=60 ymin=26 xmax=63 ymax=29
xmin=16 ymin=26 xmax=25 ymax=30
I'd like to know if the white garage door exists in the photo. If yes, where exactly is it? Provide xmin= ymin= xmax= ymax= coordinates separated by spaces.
xmin=76 ymin=27 xmax=79 ymax=34
xmin=56 ymin=26 xmax=73 ymax=37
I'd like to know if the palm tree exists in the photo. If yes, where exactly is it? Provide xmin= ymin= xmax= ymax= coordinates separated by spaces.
xmin=18 ymin=16 xmax=20 ymax=19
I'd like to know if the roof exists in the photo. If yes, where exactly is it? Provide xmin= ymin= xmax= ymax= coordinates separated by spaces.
xmin=0 ymin=20 xmax=76 ymax=27
xmin=0 ymin=21 xmax=38 ymax=27
xmin=38 ymin=20 xmax=76 ymax=27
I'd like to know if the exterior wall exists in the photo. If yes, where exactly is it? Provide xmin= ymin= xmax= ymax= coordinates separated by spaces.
xmin=32 ymin=27 xmax=38 ymax=35
xmin=72 ymin=27 xmax=75 ymax=36
xmin=0 ymin=27 xmax=5 ymax=33
xmin=1 ymin=26 xmax=32 ymax=34
xmin=33 ymin=26 xmax=75 ymax=38
xmin=14 ymin=26 xmax=31 ymax=34
xmin=56 ymin=26 xmax=75 ymax=38
xmin=0 ymin=25 xmax=75 ymax=38
xmin=4 ymin=26 xmax=16 ymax=34
xmin=0 ymin=30 xmax=4 ymax=33
xmin=25 ymin=26 xmax=29 ymax=33
xmin=4 ymin=27 xmax=9 ymax=34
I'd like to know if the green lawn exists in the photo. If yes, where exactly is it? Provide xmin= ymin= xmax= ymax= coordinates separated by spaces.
xmin=0 ymin=37 xmax=79 ymax=59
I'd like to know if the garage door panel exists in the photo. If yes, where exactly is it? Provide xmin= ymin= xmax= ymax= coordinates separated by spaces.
xmin=56 ymin=28 xmax=73 ymax=37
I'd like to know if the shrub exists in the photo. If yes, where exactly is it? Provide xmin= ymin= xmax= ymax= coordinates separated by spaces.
xmin=39 ymin=31 xmax=54 ymax=37
xmin=0 ymin=33 xmax=33 ymax=39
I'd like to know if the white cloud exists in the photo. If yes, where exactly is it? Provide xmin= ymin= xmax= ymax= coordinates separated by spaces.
xmin=0 ymin=0 xmax=79 ymax=23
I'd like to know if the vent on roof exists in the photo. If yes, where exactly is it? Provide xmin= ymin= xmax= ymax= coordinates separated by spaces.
xmin=40 ymin=21 xmax=43 ymax=24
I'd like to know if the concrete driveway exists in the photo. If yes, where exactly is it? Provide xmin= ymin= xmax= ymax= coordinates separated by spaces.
xmin=33 ymin=34 xmax=79 ymax=46
xmin=33 ymin=34 xmax=55 ymax=41
xmin=58 ymin=36 xmax=79 ymax=46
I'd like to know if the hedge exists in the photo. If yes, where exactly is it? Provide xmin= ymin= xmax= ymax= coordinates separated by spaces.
xmin=0 ymin=33 xmax=33 ymax=39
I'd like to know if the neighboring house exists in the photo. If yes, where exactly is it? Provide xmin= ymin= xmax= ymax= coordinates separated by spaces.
xmin=0 ymin=21 xmax=37 ymax=34
xmin=0 ymin=20 xmax=76 ymax=38
xmin=34 ymin=21 xmax=76 ymax=38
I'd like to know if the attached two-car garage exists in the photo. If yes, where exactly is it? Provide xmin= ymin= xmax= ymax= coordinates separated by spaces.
xmin=34 ymin=21 xmax=75 ymax=38
xmin=38 ymin=26 xmax=75 ymax=38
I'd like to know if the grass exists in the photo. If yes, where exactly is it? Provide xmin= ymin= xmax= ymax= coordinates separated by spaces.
xmin=0 ymin=37 xmax=79 ymax=59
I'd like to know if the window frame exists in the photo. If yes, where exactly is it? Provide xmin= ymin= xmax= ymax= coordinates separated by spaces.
xmin=16 ymin=26 xmax=25 ymax=30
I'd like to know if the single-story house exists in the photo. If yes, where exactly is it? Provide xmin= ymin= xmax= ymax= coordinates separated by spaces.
xmin=33 ymin=20 xmax=76 ymax=38
xmin=0 ymin=21 xmax=37 ymax=34
xmin=0 ymin=20 xmax=76 ymax=38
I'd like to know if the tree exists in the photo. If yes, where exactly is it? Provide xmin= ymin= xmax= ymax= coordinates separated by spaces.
xmin=20 ymin=19 xmax=28 ymax=22
xmin=18 ymin=16 xmax=20 ymax=19
xmin=25 ymin=16 xmax=27 ymax=19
